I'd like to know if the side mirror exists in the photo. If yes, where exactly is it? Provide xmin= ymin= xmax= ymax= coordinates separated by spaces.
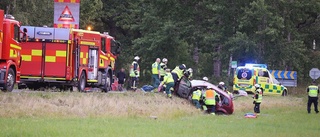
xmin=116 ymin=42 xmax=121 ymax=54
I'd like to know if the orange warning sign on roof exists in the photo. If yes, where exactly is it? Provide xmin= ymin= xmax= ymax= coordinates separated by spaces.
xmin=58 ymin=6 xmax=75 ymax=22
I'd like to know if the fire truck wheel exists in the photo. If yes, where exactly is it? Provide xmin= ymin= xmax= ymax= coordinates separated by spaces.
xmin=78 ymin=72 xmax=86 ymax=92
xmin=4 ymin=68 xmax=15 ymax=92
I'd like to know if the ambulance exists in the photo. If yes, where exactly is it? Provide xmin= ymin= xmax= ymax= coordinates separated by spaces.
xmin=233 ymin=64 xmax=288 ymax=96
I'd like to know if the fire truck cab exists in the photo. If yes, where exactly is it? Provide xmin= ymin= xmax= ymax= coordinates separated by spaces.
xmin=0 ymin=10 xmax=25 ymax=92
xmin=19 ymin=26 xmax=120 ymax=92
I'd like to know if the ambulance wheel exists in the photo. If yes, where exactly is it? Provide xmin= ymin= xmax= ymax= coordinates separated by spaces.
xmin=282 ymin=90 xmax=288 ymax=96
xmin=78 ymin=72 xmax=86 ymax=92
xmin=3 ymin=68 xmax=15 ymax=92
xmin=103 ymin=73 xmax=111 ymax=93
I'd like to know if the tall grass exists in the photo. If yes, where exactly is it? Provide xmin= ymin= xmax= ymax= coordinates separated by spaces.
xmin=0 ymin=90 xmax=308 ymax=118
xmin=0 ymin=91 xmax=199 ymax=119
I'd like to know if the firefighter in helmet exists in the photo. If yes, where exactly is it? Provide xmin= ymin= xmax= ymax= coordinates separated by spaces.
xmin=253 ymin=84 xmax=263 ymax=115
xmin=129 ymin=56 xmax=140 ymax=91
xmin=160 ymin=58 xmax=168 ymax=82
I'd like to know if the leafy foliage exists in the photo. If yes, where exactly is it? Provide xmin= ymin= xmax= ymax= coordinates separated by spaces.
xmin=2 ymin=0 xmax=320 ymax=84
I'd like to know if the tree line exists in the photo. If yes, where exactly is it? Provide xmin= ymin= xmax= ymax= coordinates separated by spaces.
xmin=1 ymin=0 xmax=319 ymax=85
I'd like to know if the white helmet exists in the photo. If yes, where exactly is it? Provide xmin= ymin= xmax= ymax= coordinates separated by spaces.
xmin=182 ymin=64 xmax=186 ymax=68
xmin=187 ymin=68 xmax=193 ymax=73
xmin=203 ymin=77 xmax=208 ymax=81
xmin=134 ymin=56 xmax=140 ymax=60
xmin=219 ymin=82 xmax=225 ymax=85
xmin=254 ymin=84 xmax=260 ymax=88
xmin=162 ymin=58 xmax=168 ymax=62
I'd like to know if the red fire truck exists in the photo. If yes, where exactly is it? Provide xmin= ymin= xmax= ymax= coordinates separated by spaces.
xmin=0 ymin=10 xmax=26 ymax=92
xmin=19 ymin=26 xmax=120 ymax=92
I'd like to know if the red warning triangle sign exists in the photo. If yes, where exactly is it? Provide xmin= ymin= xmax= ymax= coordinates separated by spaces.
xmin=58 ymin=6 xmax=75 ymax=22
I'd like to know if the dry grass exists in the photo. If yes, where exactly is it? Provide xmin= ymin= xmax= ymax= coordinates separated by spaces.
xmin=0 ymin=88 xmax=308 ymax=119
xmin=0 ymin=90 xmax=199 ymax=119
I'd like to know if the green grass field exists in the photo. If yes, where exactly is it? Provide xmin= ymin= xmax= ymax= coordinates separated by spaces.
xmin=0 ymin=90 xmax=319 ymax=137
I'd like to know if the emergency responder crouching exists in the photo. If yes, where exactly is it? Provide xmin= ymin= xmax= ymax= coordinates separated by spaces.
xmin=192 ymin=87 xmax=202 ymax=110
xmin=204 ymin=86 xmax=218 ymax=115
xmin=253 ymin=84 xmax=263 ymax=115
xmin=158 ymin=68 xmax=175 ymax=98
xmin=307 ymin=81 xmax=319 ymax=114
xmin=129 ymin=56 xmax=140 ymax=91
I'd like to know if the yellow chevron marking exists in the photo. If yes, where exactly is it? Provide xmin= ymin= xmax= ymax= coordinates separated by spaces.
xmin=284 ymin=71 xmax=288 ymax=79
xmin=290 ymin=72 xmax=294 ymax=79
xmin=271 ymin=70 xmax=275 ymax=77
xmin=277 ymin=71 xmax=281 ymax=78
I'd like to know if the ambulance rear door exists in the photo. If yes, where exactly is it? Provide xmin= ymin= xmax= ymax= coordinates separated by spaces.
xmin=233 ymin=67 xmax=254 ymax=92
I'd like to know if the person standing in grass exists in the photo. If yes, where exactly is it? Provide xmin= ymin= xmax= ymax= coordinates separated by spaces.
xmin=253 ymin=84 xmax=263 ymax=115
xmin=307 ymin=81 xmax=319 ymax=114
xmin=116 ymin=68 xmax=126 ymax=91
xmin=152 ymin=58 xmax=161 ymax=89
xmin=130 ymin=56 xmax=140 ymax=91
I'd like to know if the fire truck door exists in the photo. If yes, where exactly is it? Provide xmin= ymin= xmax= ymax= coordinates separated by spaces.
xmin=43 ymin=43 xmax=67 ymax=77
xmin=20 ymin=42 xmax=43 ymax=77
xmin=88 ymin=48 xmax=98 ymax=80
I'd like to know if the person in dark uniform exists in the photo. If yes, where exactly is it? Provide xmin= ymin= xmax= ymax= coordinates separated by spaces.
xmin=307 ymin=81 xmax=319 ymax=114
xmin=116 ymin=68 xmax=126 ymax=91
